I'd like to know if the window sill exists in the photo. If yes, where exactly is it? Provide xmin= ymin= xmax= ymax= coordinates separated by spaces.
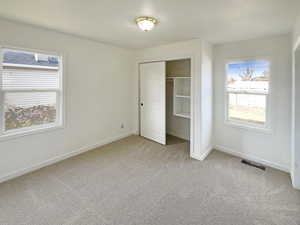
xmin=0 ymin=124 xmax=64 ymax=142
xmin=224 ymin=120 xmax=273 ymax=134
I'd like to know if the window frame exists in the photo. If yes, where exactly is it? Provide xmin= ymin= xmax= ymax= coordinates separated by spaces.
xmin=0 ymin=45 xmax=65 ymax=141
xmin=224 ymin=57 xmax=272 ymax=133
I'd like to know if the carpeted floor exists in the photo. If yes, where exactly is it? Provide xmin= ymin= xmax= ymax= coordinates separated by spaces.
xmin=0 ymin=135 xmax=299 ymax=225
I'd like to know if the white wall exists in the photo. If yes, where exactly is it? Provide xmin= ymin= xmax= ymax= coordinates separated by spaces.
xmin=292 ymin=16 xmax=300 ymax=189
xmin=293 ymin=16 xmax=300 ymax=50
xmin=200 ymin=42 xmax=213 ymax=154
xmin=213 ymin=34 xmax=292 ymax=172
xmin=0 ymin=19 xmax=135 ymax=182
xmin=292 ymin=49 xmax=300 ymax=189
xmin=135 ymin=39 xmax=213 ymax=160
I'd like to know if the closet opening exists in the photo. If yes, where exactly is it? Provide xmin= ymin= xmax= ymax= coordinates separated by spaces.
xmin=139 ymin=58 xmax=191 ymax=153
xmin=166 ymin=59 xmax=191 ymax=147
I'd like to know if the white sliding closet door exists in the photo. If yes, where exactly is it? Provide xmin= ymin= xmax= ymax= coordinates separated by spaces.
xmin=140 ymin=62 xmax=166 ymax=145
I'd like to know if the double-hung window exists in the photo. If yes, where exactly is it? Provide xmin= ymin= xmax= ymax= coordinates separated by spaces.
xmin=0 ymin=47 xmax=63 ymax=139
xmin=225 ymin=60 xmax=271 ymax=130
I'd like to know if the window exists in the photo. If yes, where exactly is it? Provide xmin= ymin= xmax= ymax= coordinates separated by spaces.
xmin=0 ymin=48 xmax=63 ymax=139
xmin=225 ymin=60 xmax=270 ymax=129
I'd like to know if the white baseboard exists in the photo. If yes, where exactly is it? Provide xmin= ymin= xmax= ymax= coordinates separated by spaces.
xmin=0 ymin=132 xmax=134 ymax=184
xmin=291 ymin=171 xmax=300 ymax=190
xmin=293 ymin=182 xmax=300 ymax=190
xmin=214 ymin=145 xmax=290 ymax=173
xmin=191 ymin=145 xmax=213 ymax=161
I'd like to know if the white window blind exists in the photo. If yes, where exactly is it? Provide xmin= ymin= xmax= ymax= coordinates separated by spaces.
xmin=2 ymin=69 xmax=59 ymax=90
xmin=0 ymin=48 xmax=63 ymax=136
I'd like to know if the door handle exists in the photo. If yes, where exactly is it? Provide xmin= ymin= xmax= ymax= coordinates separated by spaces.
xmin=140 ymin=103 xmax=144 ymax=106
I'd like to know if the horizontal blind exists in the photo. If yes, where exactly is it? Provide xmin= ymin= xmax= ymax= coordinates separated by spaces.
xmin=2 ymin=68 xmax=59 ymax=90
xmin=4 ymin=92 xmax=57 ymax=108
xmin=227 ymin=81 xmax=269 ymax=93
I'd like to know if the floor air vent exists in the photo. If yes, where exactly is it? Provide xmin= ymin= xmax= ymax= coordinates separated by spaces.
xmin=241 ymin=159 xmax=266 ymax=171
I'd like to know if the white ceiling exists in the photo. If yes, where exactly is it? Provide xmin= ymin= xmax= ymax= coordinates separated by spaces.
xmin=0 ymin=0 xmax=299 ymax=49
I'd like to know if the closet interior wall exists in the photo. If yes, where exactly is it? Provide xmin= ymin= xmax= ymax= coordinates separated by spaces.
xmin=166 ymin=59 xmax=191 ymax=140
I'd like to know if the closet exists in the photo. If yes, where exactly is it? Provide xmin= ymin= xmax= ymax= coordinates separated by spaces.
xmin=140 ymin=59 xmax=191 ymax=146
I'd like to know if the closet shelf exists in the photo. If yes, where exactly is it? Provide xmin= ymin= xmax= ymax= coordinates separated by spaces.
xmin=175 ymin=95 xmax=190 ymax=99
xmin=167 ymin=76 xmax=191 ymax=79
xmin=173 ymin=75 xmax=191 ymax=119
xmin=174 ymin=112 xmax=190 ymax=119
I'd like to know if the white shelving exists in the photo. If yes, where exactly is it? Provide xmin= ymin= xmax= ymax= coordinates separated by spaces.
xmin=175 ymin=95 xmax=190 ymax=99
xmin=174 ymin=112 xmax=190 ymax=119
xmin=170 ymin=76 xmax=191 ymax=119
xmin=167 ymin=76 xmax=191 ymax=79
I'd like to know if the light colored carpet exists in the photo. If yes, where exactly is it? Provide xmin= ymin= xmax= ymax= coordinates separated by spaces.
xmin=0 ymin=135 xmax=299 ymax=225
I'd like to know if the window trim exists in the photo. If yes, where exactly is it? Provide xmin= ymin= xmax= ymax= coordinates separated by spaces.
xmin=0 ymin=45 xmax=65 ymax=142
xmin=224 ymin=57 xmax=273 ymax=133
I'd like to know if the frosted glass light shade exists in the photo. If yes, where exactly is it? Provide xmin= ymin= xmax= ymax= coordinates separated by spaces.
xmin=135 ymin=17 xmax=157 ymax=31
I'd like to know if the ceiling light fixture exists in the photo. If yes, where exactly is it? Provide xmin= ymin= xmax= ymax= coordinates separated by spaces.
xmin=135 ymin=16 xmax=157 ymax=31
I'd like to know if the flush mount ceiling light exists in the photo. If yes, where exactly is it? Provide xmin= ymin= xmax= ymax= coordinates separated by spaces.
xmin=135 ymin=16 xmax=158 ymax=31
